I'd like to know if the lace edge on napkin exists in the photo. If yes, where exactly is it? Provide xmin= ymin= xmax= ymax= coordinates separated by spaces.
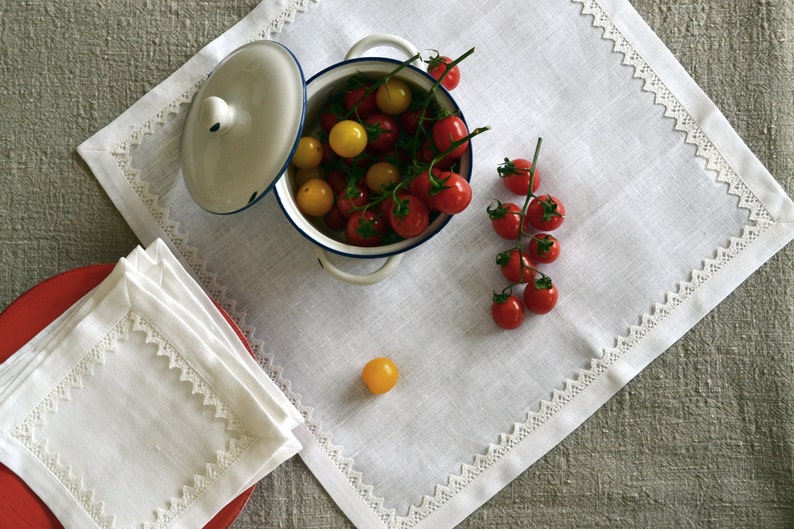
xmin=10 ymin=309 xmax=254 ymax=529
xmin=103 ymin=0 xmax=775 ymax=527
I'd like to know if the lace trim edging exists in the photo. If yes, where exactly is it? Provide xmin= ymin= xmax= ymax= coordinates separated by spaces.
xmin=105 ymin=0 xmax=775 ymax=527
xmin=11 ymin=309 xmax=253 ymax=529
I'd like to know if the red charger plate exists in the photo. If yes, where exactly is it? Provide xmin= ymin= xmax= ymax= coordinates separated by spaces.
xmin=0 ymin=264 xmax=255 ymax=529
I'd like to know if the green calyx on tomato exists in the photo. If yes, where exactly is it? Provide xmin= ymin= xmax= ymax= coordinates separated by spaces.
xmin=537 ymin=196 xmax=563 ymax=222
xmin=533 ymin=274 xmax=553 ymax=290
xmin=486 ymin=200 xmax=512 ymax=220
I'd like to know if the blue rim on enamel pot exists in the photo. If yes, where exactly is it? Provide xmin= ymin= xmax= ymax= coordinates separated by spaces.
xmin=273 ymin=57 xmax=472 ymax=260
xmin=181 ymin=41 xmax=307 ymax=214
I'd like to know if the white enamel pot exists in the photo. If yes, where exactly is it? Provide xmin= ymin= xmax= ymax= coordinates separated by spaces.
xmin=181 ymin=34 xmax=472 ymax=285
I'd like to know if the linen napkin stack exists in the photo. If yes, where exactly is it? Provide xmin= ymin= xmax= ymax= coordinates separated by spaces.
xmin=0 ymin=239 xmax=302 ymax=529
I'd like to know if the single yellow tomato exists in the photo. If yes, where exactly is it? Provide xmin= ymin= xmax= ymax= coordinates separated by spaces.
xmin=329 ymin=120 xmax=368 ymax=158
xmin=295 ymin=178 xmax=334 ymax=217
xmin=292 ymin=136 xmax=323 ymax=169
xmin=361 ymin=357 xmax=399 ymax=394
xmin=375 ymin=78 xmax=412 ymax=115
xmin=365 ymin=162 xmax=400 ymax=192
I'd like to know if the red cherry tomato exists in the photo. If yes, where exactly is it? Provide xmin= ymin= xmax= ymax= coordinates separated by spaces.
xmin=491 ymin=294 xmax=524 ymax=330
xmin=343 ymin=83 xmax=378 ymax=119
xmin=324 ymin=169 xmax=347 ymax=195
xmin=399 ymin=107 xmax=431 ymax=136
xmin=408 ymin=168 xmax=439 ymax=210
xmin=498 ymin=158 xmax=541 ymax=196
xmin=323 ymin=204 xmax=347 ymax=231
xmin=416 ymin=138 xmax=437 ymax=164
xmin=523 ymin=280 xmax=558 ymax=314
xmin=432 ymin=115 xmax=469 ymax=159
xmin=320 ymin=110 xmax=339 ymax=134
xmin=337 ymin=185 xmax=370 ymax=218
xmin=364 ymin=112 xmax=400 ymax=152
xmin=431 ymin=172 xmax=471 ymax=214
xmin=387 ymin=194 xmax=430 ymax=238
xmin=345 ymin=210 xmax=387 ymax=247
xmin=523 ymin=194 xmax=565 ymax=231
xmin=426 ymin=54 xmax=461 ymax=90
xmin=378 ymin=189 xmax=409 ymax=217
xmin=527 ymin=233 xmax=560 ymax=263
xmin=488 ymin=201 xmax=522 ymax=239
xmin=498 ymin=249 xmax=536 ymax=284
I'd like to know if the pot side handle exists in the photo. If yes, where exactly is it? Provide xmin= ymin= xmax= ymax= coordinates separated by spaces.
xmin=345 ymin=34 xmax=422 ymax=66
xmin=313 ymin=247 xmax=404 ymax=286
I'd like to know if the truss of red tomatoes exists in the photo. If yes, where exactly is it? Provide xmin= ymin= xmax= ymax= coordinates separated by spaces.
xmin=291 ymin=49 xmax=489 ymax=247
xmin=489 ymin=138 xmax=566 ymax=329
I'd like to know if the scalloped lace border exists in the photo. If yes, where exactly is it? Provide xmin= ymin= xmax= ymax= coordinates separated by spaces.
xmin=105 ymin=0 xmax=775 ymax=527
xmin=11 ymin=309 xmax=253 ymax=529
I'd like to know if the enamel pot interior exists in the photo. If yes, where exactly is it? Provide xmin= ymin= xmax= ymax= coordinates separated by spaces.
xmin=273 ymin=57 xmax=472 ymax=259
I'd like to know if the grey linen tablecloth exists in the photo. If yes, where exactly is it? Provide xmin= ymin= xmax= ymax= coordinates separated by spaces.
xmin=1 ymin=1 xmax=791 ymax=528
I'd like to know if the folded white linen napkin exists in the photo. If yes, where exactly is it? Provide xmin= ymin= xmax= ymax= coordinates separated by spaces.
xmin=0 ymin=239 xmax=302 ymax=529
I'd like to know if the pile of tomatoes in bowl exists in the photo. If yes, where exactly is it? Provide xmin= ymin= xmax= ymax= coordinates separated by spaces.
xmin=283 ymin=54 xmax=484 ymax=252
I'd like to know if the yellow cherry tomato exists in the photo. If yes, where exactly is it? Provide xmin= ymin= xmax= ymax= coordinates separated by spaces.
xmin=295 ymin=178 xmax=334 ymax=217
xmin=292 ymin=136 xmax=323 ymax=169
xmin=329 ymin=120 xmax=368 ymax=158
xmin=365 ymin=162 xmax=400 ymax=192
xmin=294 ymin=166 xmax=325 ymax=188
xmin=375 ymin=78 xmax=412 ymax=115
xmin=361 ymin=357 xmax=399 ymax=394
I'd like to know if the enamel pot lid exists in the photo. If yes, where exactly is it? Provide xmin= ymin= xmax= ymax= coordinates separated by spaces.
xmin=181 ymin=41 xmax=306 ymax=214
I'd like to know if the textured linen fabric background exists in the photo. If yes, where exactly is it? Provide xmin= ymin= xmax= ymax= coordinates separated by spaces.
xmin=0 ymin=1 xmax=791 ymax=528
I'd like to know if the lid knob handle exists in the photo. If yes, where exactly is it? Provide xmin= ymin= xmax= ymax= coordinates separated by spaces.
xmin=197 ymin=96 xmax=236 ymax=134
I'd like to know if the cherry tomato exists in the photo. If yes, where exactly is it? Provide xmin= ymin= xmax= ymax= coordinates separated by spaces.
xmin=376 ymin=78 xmax=412 ymax=115
xmin=323 ymin=204 xmax=347 ymax=231
xmin=295 ymin=178 xmax=334 ymax=217
xmin=488 ymin=201 xmax=522 ymax=239
xmin=498 ymin=158 xmax=541 ymax=196
xmin=491 ymin=294 xmax=524 ymax=330
xmin=364 ymin=112 xmax=399 ymax=152
xmin=365 ymin=162 xmax=400 ymax=193
xmin=378 ymin=189 xmax=409 ymax=217
xmin=320 ymin=110 xmax=340 ymax=134
xmin=527 ymin=233 xmax=560 ymax=263
xmin=292 ymin=136 xmax=323 ymax=169
xmin=432 ymin=115 xmax=469 ymax=159
xmin=523 ymin=195 xmax=565 ymax=231
xmin=498 ymin=249 xmax=536 ymax=284
xmin=344 ymin=83 xmax=378 ymax=119
xmin=329 ymin=120 xmax=368 ymax=158
xmin=407 ymin=168 xmax=438 ymax=210
xmin=361 ymin=357 xmax=399 ymax=394
xmin=417 ymin=138 xmax=439 ymax=164
xmin=388 ymin=194 xmax=430 ymax=238
xmin=431 ymin=172 xmax=471 ymax=214
xmin=293 ymin=166 xmax=325 ymax=188
xmin=324 ymin=169 xmax=347 ymax=195
xmin=337 ymin=185 xmax=370 ymax=218
xmin=346 ymin=210 xmax=387 ymax=247
xmin=426 ymin=54 xmax=461 ymax=90
xmin=399 ymin=107 xmax=431 ymax=136
xmin=523 ymin=279 xmax=558 ymax=314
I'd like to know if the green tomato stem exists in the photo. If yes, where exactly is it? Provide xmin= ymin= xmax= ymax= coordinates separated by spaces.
xmin=516 ymin=138 xmax=543 ymax=284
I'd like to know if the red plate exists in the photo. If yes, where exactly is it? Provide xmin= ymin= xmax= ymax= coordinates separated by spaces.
xmin=0 ymin=264 xmax=255 ymax=529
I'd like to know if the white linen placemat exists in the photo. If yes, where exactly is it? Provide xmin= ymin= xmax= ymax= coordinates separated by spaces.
xmin=77 ymin=0 xmax=794 ymax=527
xmin=0 ymin=240 xmax=302 ymax=529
